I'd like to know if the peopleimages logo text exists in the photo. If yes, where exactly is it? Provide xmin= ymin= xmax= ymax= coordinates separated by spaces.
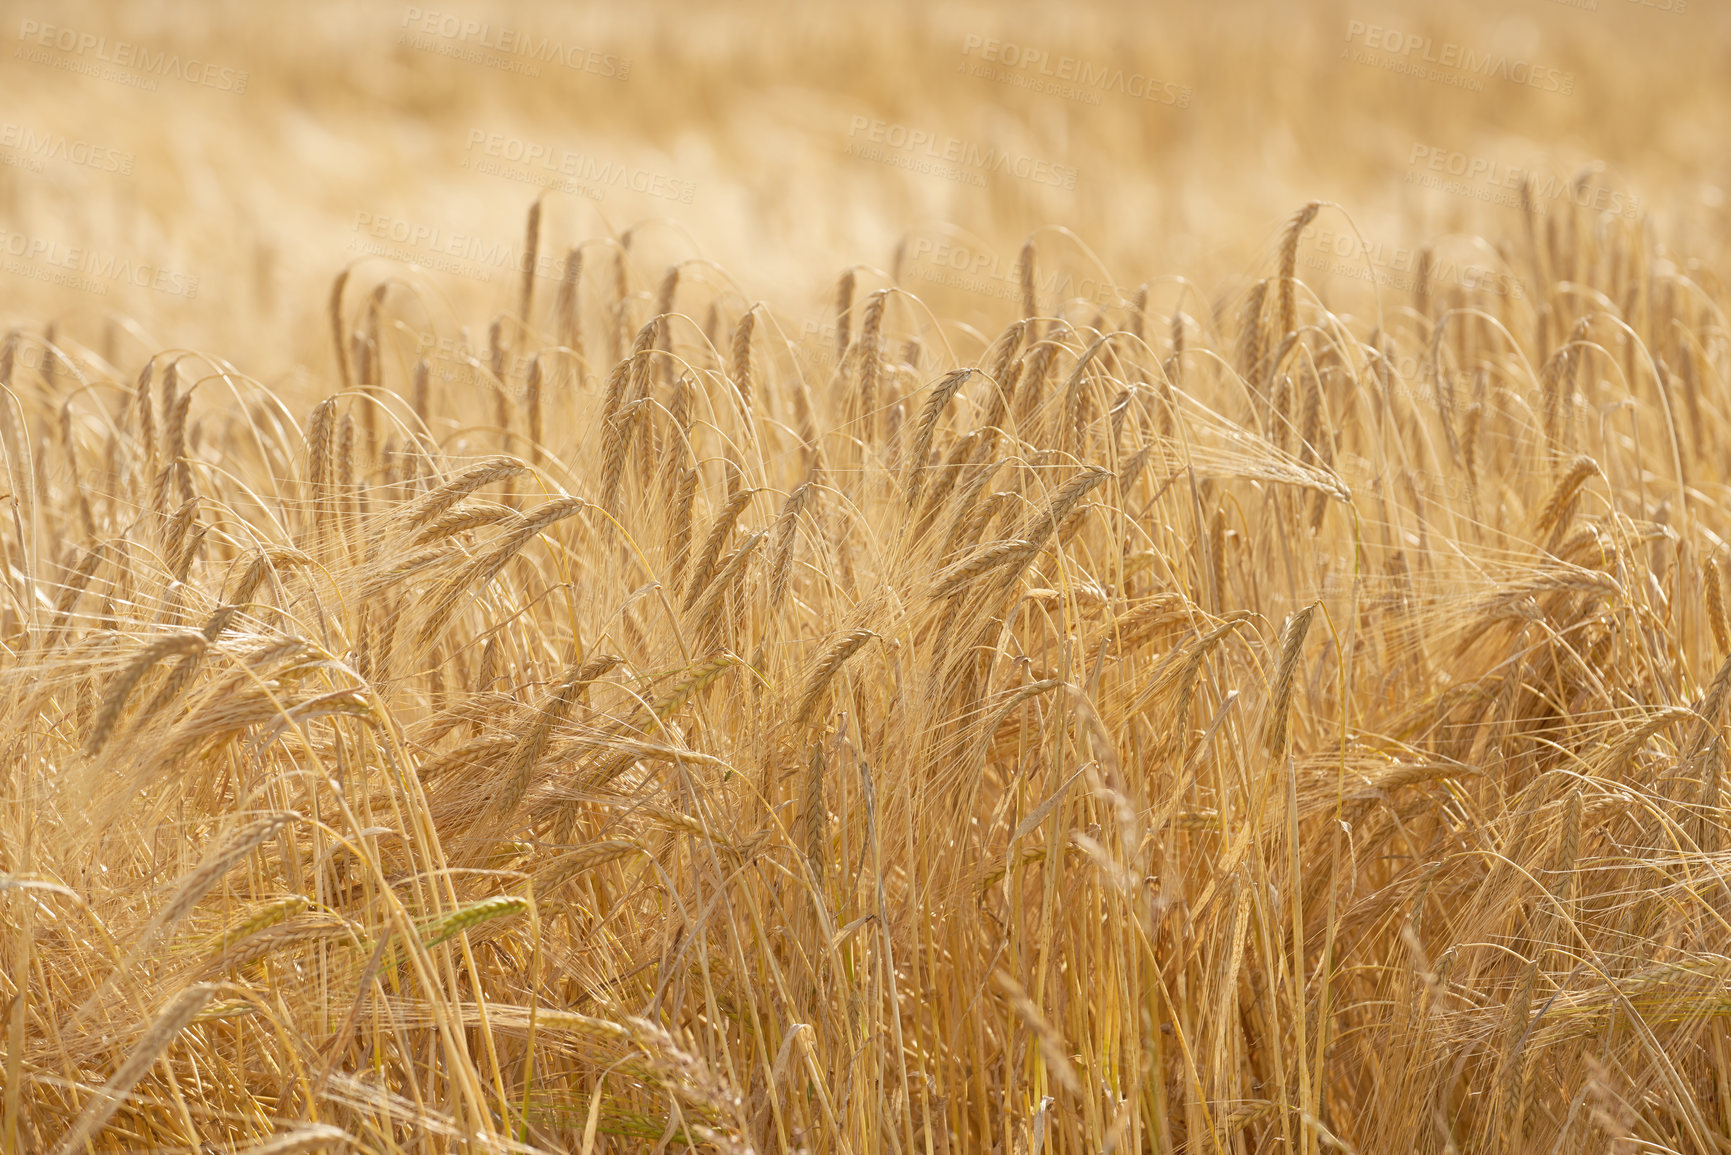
xmin=899 ymin=235 xmax=1117 ymax=308
xmin=351 ymin=212 xmax=521 ymax=273
xmin=1302 ymin=225 xmax=1524 ymax=300
xmin=1343 ymin=22 xmax=1574 ymax=95
xmin=846 ymin=118 xmax=1078 ymax=190
xmin=15 ymin=19 xmax=249 ymax=92
xmin=349 ymin=210 xmax=630 ymax=285
xmin=0 ymin=122 xmax=133 ymax=175
xmin=462 ymin=131 xmax=695 ymax=203
xmin=400 ymin=8 xmax=630 ymax=79
xmin=1407 ymin=145 xmax=1642 ymax=220
xmin=0 ymin=229 xmax=199 ymax=298
xmin=961 ymin=35 xmax=1191 ymax=107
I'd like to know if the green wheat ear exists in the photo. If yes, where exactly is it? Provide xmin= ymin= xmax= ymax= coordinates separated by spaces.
xmin=419 ymin=895 xmax=530 ymax=949
xmin=209 ymin=895 xmax=311 ymax=952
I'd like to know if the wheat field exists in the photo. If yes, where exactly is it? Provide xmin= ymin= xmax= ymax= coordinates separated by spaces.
xmin=3 ymin=1 xmax=1730 ymax=1152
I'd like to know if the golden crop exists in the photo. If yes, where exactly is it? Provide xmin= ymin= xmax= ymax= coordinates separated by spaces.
xmin=2 ymin=1 xmax=1729 ymax=1152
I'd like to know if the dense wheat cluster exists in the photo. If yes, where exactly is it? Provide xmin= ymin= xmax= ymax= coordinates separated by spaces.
xmin=5 ymin=1 xmax=1731 ymax=1153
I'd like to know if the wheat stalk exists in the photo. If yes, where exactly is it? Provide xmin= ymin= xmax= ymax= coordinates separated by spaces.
xmin=53 ymin=984 xmax=219 ymax=1155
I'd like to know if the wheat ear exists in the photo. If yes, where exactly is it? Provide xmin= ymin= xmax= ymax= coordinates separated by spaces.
xmin=85 ymin=632 xmax=207 ymax=754
xmin=519 ymin=198 xmax=541 ymax=324
xmin=730 ymin=307 xmax=756 ymax=416
xmin=1278 ymin=201 xmax=1322 ymax=340
xmin=793 ymin=628 xmax=875 ymax=729
xmin=1265 ymin=604 xmax=1317 ymax=761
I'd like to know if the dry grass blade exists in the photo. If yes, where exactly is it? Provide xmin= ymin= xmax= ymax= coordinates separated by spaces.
xmin=53 ymin=984 xmax=217 ymax=1155
xmin=992 ymin=970 xmax=1080 ymax=1095
xmin=232 ymin=1125 xmax=354 ymax=1154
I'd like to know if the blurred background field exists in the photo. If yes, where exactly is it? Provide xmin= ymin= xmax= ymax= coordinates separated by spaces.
xmin=3 ymin=0 xmax=1724 ymax=369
